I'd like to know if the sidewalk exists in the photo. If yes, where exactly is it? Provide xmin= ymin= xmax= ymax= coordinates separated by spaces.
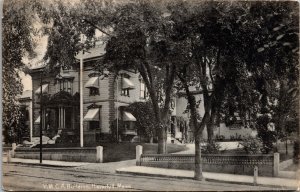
xmin=116 ymin=166 xmax=299 ymax=189
xmin=2 ymin=157 xmax=91 ymax=167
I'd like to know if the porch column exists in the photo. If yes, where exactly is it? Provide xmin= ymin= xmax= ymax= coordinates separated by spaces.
xmin=58 ymin=107 xmax=61 ymax=129
xmin=63 ymin=107 xmax=65 ymax=129
xmin=59 ymin=107 xmax=64 ymax=130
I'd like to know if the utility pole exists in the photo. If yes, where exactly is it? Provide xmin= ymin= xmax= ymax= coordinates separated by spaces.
xmin=116 ymin=75 xmax=119 ymax=142
xmin=39 ymin=70 xmax=43 ymax=164
xmin=80 ymin=34 xmax=84 ymax=147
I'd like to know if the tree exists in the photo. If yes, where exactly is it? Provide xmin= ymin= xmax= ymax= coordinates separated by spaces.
xmin=35 ymin=0 xmax=176 ymax=153
xmin=104 ymin=1 xmax=176 ymax=153
xmin=125 ymin=102 xmax=157 ymax=143
xmin=2 ymin=0 xmax=37 ymax=143
xmin=16 ymin=106 xmax=30 ymax=144
xmin=161 ymin=0 xmax=298 ymax=179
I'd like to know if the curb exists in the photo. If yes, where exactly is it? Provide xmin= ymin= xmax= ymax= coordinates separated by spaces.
xmin=5 ymin=161 xmax=77 ymax=168
xmin=116 ymin=169 xmax=294 ymax=189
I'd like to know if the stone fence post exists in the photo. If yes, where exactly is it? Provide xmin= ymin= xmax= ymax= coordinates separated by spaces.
xmin=96 ymin=146 xmax=103 ymax=163
xmin=253 ymin=166 xmax=258 ymax=185
xmin=12 ymin=143 xmax=17 ymax=157
xmin=136 ymin=145 xmax=143 ymax=166
xmin=7 ymin=150 xmax=12 ymax=163
xmin=273 ymin=153 xmax=280 ymax=177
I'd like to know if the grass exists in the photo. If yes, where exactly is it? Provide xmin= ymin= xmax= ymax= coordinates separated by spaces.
xmin=276 ymin=142 xmax=294 ymax=162
xmin=284 ymin=163 xmax=299 ymax=171
xmin=102 ymin=143 xmax=187 ymax=162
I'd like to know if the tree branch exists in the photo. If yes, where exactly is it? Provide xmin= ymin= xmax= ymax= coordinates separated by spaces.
xmin=207 ymin=58 xmax=214 ymax=86
xmin=162 ymin=63 xmax=176 ymax=116
xmin=82 ymin=19 xmax=112 ymax=36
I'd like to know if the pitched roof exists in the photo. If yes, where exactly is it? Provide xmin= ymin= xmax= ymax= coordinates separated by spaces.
xmin=75 ymin=44 xmax=106 ymax=60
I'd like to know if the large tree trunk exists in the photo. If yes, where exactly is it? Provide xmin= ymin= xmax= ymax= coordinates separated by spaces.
xmin=194 ymin=131 xmax=203 ymax=180
xmin=157 ymin=115 xmax=169 ymax=154
xmin=157 ymin=128 xmax=167 ymax=154
xmin=138 ymin=64 xmax=170 ymax=154
xmin=206 ymin=122 xmax=214 ymax=144
xmin=185 ymin=86 xmax=205 ymax=180
xmin=177 ymin=72 xmax=206 ymax=180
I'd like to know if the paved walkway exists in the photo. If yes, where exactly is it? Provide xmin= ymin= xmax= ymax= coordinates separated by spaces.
xmin=4 ymin=144 xmax=299 ymax=189
xmin=116 ymin=166 xmax=299 ymax=189
xmin=6 ymin=156 xmax=298 ymax=189
xmin=75 ymin=159 xmax=136 ymax=173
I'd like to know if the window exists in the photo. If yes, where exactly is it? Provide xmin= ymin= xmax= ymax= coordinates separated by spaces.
xmin=89 ymin=121 xmax=99 ymax=130
xmin=121 ymin=88 xmax=130 ymax=96
xmin=140 ymin=81 xmax=147 ymax=99
xmin=56 ymin=79 xmax=73 ymax=94
xmin=89 ymin=87 xmax=100 ymax=96
xmin=84 ymin=107 xmax=101 ymax=130
xmin=85 ymin=77 xmax=100 ymax=96
xmin=124 ymin=121 xmax=135 ymax=130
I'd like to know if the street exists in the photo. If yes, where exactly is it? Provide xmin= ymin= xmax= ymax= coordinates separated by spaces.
xmin=3 ymin=163 xmax=282 ymax=191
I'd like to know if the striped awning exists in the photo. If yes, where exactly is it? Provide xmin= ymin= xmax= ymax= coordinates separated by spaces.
xmin=85 ymin=77 xmax=99 ymax=88
xmin=122 ymin=78 xmax=135 ymax=89
xmin=123 ymin=111 xmax=136 ymax=121
xmin=84 ymin=108 xmax=99 ymax=121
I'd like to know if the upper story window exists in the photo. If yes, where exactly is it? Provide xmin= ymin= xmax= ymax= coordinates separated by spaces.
xmin=90 ymin=87 xmax=100 ymax=96
xmin=121 ymin=74 xmax=135 ymax=97
xmin=85 ymin=76 xmax=100 ymax=96
xmin=140 ymin=80 xmax=148 ymax=99
xmin=121 ymin=88 xmax=130 ymax=96
xmin=56 ymin=79 xmax=73 ymax=94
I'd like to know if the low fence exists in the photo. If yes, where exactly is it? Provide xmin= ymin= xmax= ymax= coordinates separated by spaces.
xmin=14 ymin=146 xmax=103 ymax=163
xmin=136 ymin=146 xmax=279 ymax=177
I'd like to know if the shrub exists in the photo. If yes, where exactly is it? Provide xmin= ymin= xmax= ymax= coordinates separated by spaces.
xmin=215 ymin=135 xmax=225 ymax=141
xmin=202 ymin=141 xmax=221 ymax=154
xmin=239 ymin=136 xmax=262 ymax=154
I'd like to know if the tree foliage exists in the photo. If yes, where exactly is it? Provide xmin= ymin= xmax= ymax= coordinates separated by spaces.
xmin=125 ymin=102 xmax=157 ymax=142
xmin=2 ymin=0 xmax=37 ymax=143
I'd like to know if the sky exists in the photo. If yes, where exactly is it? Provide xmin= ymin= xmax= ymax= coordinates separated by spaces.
xmin=21 ymin=26 xmax=104 ymax=92
xmin=21 ymin=20 xmax=48 ymax=91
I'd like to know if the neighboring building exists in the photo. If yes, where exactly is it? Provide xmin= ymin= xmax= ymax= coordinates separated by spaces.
xmin=175 ymin=89 xmax=256 ymax=141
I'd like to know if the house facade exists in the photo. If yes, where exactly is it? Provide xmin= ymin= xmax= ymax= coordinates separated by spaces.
xmin=28 ymin=45 xmax=254 ymax=146
xmin=29 ymin=45 xmax=168 ymax=145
